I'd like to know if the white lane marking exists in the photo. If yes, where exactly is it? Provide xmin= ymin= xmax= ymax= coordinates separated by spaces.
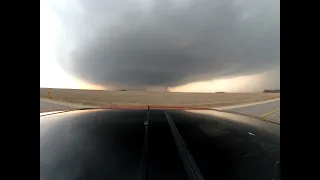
xmin=248 ymin=132 xmax=256 ymax=136
xmin=40 ymin=111 xmax=64 ymax=116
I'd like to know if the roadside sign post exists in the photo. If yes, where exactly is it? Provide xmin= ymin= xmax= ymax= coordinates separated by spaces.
xmin=48 ymin=88 xmax=51 ymax=98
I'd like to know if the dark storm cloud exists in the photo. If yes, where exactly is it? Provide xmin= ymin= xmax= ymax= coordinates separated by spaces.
xmin=57 ymin=0 xmax=279 ymax=88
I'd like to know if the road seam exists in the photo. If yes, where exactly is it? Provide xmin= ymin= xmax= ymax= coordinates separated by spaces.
xmin=164 ymin=111 xmax=204 ymax=180
xmin=139 ymin=109 xmax=149 ymax=180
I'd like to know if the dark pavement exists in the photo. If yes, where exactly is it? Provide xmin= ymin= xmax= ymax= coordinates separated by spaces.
xmin=169 ymin=110 xmax=280 ymax=180
xmin=40 ymin=109 xmax=280 ymax=180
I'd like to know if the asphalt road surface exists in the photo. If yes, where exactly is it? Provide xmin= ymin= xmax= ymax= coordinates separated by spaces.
xmin=40 ymin=109 xmax=279 ymax=180
xmin=216 ymin=99 xmax=280 ymax=122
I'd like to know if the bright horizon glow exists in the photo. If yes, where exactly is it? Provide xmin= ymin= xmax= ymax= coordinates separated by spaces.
xmin=40 ymin=0 xmax=105 ymax=90
xmin=168 ymin=71 xmax=276 ymax=93
xmin=168 ymin=77 xmax=256 ymax=93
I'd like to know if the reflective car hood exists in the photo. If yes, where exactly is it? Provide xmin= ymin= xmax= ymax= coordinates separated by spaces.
xmin=40 ymin=109 xmax=280 ymax=180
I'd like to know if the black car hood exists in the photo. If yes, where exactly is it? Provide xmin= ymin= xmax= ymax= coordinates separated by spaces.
xmin=40 ymin=109 xmax=280 ymax=180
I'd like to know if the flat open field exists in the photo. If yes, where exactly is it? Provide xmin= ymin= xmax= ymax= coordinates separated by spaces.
xmin=40 ymin=88 xmax=280 ymax=108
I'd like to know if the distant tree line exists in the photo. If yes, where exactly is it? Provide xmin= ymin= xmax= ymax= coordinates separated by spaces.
xmin=263 ymin=89 xmax=280 ymax=93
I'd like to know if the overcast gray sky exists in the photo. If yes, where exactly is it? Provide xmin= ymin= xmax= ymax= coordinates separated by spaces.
xmin=41 ymin=0 xmax=279 ymax=91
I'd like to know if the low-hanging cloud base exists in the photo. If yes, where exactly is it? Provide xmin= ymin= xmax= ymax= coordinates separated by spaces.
xmin=55 ymin=0 xmax=279 ymax=92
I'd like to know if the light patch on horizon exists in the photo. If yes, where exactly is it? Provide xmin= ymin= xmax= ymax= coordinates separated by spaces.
xmin=168 ymin=76 xmax=258 ymax=92
xmin=169 ymin=69 xmax=279 ymax=93
xmin=40 ymin=61 xmax=106 ymax=90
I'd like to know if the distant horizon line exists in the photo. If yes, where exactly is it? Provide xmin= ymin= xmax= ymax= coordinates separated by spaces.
xmin=40 ymin=87 xmax=279 ymax=93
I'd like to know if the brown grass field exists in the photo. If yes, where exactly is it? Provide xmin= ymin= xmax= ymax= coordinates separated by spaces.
xmin=40 ymin=88 xmax=280 ymax=108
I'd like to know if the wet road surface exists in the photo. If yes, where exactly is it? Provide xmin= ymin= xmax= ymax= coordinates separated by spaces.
xmin=40 ymin=109 xmax=280 ymax=180
xmin=169 ymin=110 xmax=280 ymax=180
xmin=147 ymin=111 xmax=187 ymax=180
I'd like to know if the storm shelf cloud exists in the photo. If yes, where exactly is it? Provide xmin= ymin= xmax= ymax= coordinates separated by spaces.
xmin=56 ymin=0 xmax=280 ymax=90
